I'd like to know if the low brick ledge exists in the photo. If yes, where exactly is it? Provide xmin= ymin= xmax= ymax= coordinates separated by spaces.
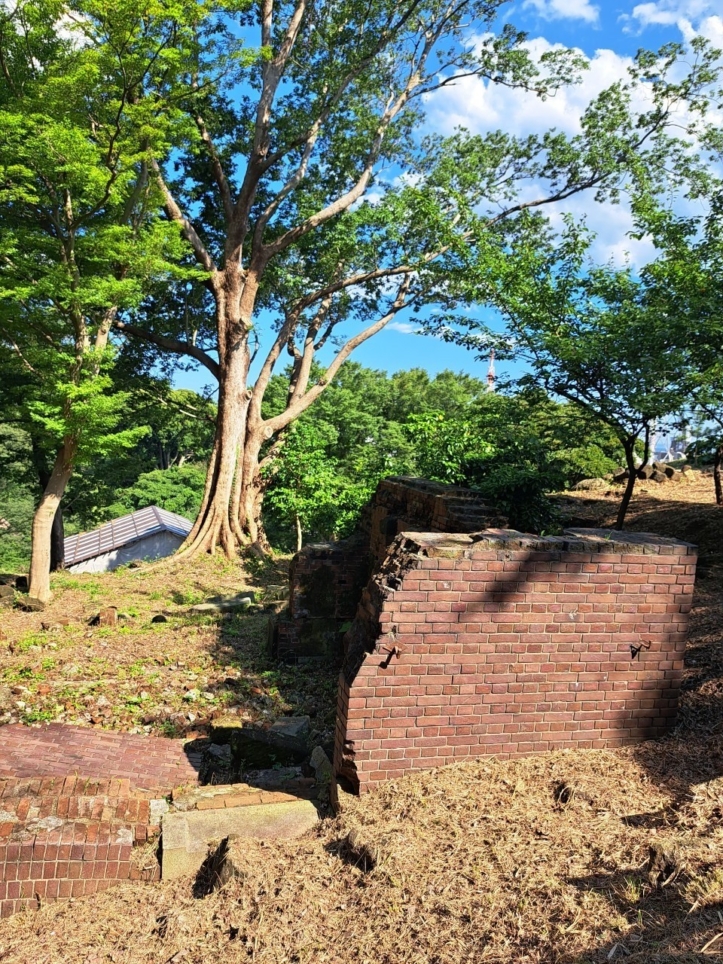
xmin=0 ymin=775 xmax=161 ymax=919
xmin=0 ymin=723 xmax=203 ymax=793
xmin=404 ymin=526 xmax=697 ymax=558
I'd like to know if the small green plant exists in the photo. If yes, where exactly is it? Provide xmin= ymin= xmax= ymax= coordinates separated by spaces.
xmin=170 ymin=587 xmax=206 ymax=606
xmin=21 ymin=707 xmax=56 ymax=724
xmin=159 ymin=719 xmax=183 ymax=738
xmin=614 ymin=876 xmax=644 ymax=904
xmin=52 ymin=574 xmax=81 ymax=591
xmin=15 ymin=632 xmax=46 ymax=653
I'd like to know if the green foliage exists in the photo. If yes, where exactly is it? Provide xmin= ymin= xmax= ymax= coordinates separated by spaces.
xmin=262 ymin=364 xmax=495 ymax=547
xmin=405 ymin=411 xmax=494 ymax=485
xmin=27 ymin=368 xmax=150 ymax=463
xmin=261 ymin=362 xmax=623 ymax=543
xmin=403 ymin=392 xmax=620 ymax=532
xmin=0 ymin=0 xmax=194 ymax=589
xmin=471 ymin=464 xmax=559 ymax=534
xmin=264 ymin=422 xmax=372 ymax=549
xmin=110 ymin=465 xmax=207 ymax=520
xmin=434 ymin=217 xmax=692 ymax=452
xmin=0 ymin=424 xmax=35 ymax=570
xmin=0 ymin=483 xmax=35 ymax=571
xmin=63 ymin=384 xmax=215 ymax=530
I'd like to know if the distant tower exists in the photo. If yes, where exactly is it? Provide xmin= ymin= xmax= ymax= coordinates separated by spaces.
xmin=486 ymin=349 xmax=496 ymax=393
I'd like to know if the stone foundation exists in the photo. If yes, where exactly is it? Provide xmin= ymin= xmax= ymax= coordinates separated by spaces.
xmin=334 ymin=527 xmax=696 ymax=793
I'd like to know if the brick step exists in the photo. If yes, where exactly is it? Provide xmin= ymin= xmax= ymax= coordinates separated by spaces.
xmin=436 ymin=506 xmax=495 ymax=518
xmin=442 ymin=497 xmax=492 ymax=508
xmin=0 ymin=775 xmax=161 ymax=919
xmin=0 ymin=723 xmax=203 ymax=793
xmin=444 ymin=504 xmax=495 ymax=516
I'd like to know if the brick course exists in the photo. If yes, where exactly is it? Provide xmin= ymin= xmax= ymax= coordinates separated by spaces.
xmin=272 ymin=477 xmax=504 ymax=662
xmin=0 ymin=723 xmax=202 ymax=791
xmin=0 ymin=724 xmax=203 ymax=917
xmin=365 ymin=477 xmax=504 ymax=565
xmin=333 ymin=527 xmax=696 ymax=793
xmin=271 ymin=534 xmax=373 ymax=662
xmin=0 ymin=775 xmax=160 ymax=917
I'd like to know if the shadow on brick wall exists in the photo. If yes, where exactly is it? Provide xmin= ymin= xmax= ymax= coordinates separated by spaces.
xmin=336 ymin=529 xmax=701 ymax=793
xmin=566 ymin=569 xmax=723 ymax=962
xmin=627 ymin=563 xmax=723 ymax=796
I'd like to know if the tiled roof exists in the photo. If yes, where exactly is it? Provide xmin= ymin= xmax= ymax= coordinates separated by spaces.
xmin=64 ymin=506 xmax=193 ymax=567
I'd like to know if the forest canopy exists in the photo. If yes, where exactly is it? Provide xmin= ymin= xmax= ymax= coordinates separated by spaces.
xmin=0 ymin=0 xmax=721 ymax=591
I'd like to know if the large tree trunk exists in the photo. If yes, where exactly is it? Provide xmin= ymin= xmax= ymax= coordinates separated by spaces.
xmin=714 ymin=445 xmax=722 ymax=506
xmin=615 ymin=438 xmax=638 ymax=530
xmin=235 ymin=427 xmax=271 ymax=550
xmin=32 ymin=443 xmax=65 ymax=571
xmin=174 ymin=296 xmax=252 ymax=560
xmin=28 ymin=441 xmax=76 ymax=602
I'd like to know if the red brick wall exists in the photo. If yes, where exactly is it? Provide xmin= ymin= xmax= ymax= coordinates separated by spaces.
xmin=366 ymin=477 xmax=504 ymax=565
xmin=272 ymin=535 xmax=373 ymax=662
xmin=334 ymin=527 xmax=696 ymax=793
xmin=272 ymin=477 xmax=504 ymax=663
xmin=0 ymin=776 xmax=159 ymax=918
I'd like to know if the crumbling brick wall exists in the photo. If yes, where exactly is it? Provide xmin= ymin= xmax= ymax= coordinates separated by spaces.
xmin=0 ymin=776 xmax=158 ymax=918
xmin=272 ymin=477 xmax=504 ymax=662
xmin=365 ymin=477 xmax=504 ymax=564
xmin=271 ymin=534 xmax=373 ymax=662
xmin=334 ymin=527 xmax=696 ymax=793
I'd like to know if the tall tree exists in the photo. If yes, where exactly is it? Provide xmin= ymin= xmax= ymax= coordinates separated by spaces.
xmin=433 ymin=218 xmax=693 ymax=527
xmin=92 ymin=2 xmax=716 ymax=556
xmin=635 ymin=187 xmax=723 ymax=503
xmin=0 ymin=0 xmax=180 ymax=599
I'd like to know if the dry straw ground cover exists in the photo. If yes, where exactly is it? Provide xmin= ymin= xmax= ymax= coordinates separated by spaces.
xmin=556 ymin=469 xmax=723 ymax=559
xmin=0 ymin=738 xmax=721 ymax=963
xmin=0 ymin=471 xmax=721 ymax=963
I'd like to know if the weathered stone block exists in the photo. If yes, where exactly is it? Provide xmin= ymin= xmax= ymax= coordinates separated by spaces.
xmin=161 ymin=799 xmax=319 ymax=880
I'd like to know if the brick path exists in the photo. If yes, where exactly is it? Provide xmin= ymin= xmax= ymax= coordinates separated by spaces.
xmin=0 ymin=723 xmax=203 ymax=792
xmin=0 ymin=724 xmax=204 ymax=918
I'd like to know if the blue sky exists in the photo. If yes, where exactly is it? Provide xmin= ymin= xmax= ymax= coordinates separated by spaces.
xmin=175 ymin=0 xmax=723 ymax=396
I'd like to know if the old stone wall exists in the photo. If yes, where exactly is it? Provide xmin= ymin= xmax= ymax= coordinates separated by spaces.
xmin=334 ymin=527 xmax=696 ymax=793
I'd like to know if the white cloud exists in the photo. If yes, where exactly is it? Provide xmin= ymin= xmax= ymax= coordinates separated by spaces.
xmin=682 ymin=14 xmax=723 ymax=45
xmin=425 ymin=39 xmax=642 ymax=140
xmin=387 ymin=321 xmax=422 ymax=335
xmin=624 ymin=2 xmax=723 ymax=43
xmin=422 ymin=37 xmax=720 ymax=269
xmin=523 ymin=0 xmax=600 ymax=24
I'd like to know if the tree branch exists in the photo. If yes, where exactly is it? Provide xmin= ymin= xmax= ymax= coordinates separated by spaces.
xmin=150 ymin=158 xmax=218 ymax=278
xmin=192 ymin=110 xmax=234 ymax=223
xmin=262 ymin=274 xmax=413 ymax=433
xmin=115 ymin=320 xmax=220 ymax=379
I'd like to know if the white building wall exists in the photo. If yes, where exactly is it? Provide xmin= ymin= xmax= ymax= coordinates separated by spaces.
xmin=67 ymin=532 xmax=184 ymax=574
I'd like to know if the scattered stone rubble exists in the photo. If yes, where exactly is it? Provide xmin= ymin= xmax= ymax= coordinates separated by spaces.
xmin=613 ymin=462 xmax=690 ymax=485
